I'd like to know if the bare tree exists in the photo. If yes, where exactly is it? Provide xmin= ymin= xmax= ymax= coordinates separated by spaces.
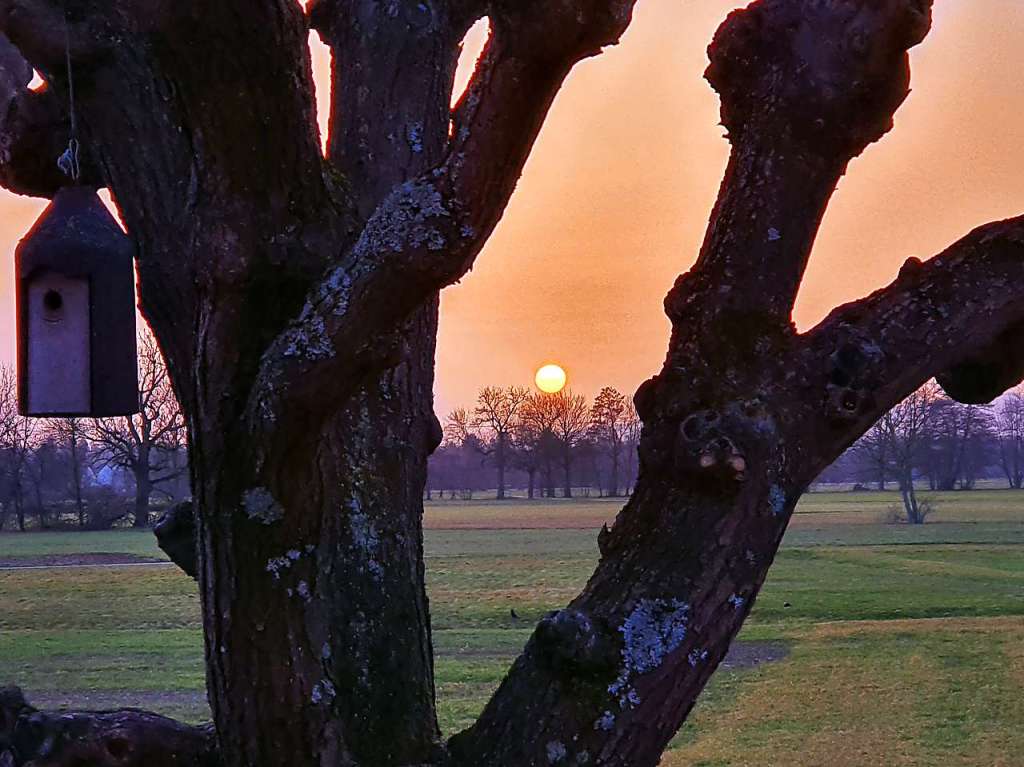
xmin=854 ymin=418 xmax=890 ymax=490
xmin=47 ymin=418 xmax=89 ymax=528
xmin=863 ymin=384 xmax=940 ymax=523
xmin=21 ymin=437 xmax=57 ymax=529
xmin=518 ymin=392 xmax=561 ymax=498
xmin=997 ymin=390 xmax=1024 ymax=488
xmin=444 ymin=386 xmax=529 ymax=498
xmin=0 ymin=366 xmax=37 ymax=530
xmin=474 ymin=386 xmax=529 ymax=499
xmin=89 ymin=331 xmax=186 ymax=527
xmin=621 ymin=399 xmax=641 ymax=494
xmin=6 ymin=1 xmax=1024 ymax=765
xmin=510 ymin=417 xmax=544 ymax=499
xmin=925 ymin=397 xmax=993 ymax=490
xmin=589 ymin=386 xmax=629 ymax=496
xmin=550 ymin=389 xmax=589 ymax=498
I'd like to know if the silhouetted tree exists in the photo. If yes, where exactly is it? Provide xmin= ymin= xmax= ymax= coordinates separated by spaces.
xmin=0 ymin=367 xmax=37 ymax=530
xmin=924 ymin=398 xmax=993 ymax=490
xmin=589 ymin=386 xmax=629 ymax=496
xmin=997 ymin=390 xmax=1024 ymax=488
xmin=48 ymin=418 xmax=89 ymax=528
xmin=510 ymin=417 xmax=544 ymax=499
xmin=5 ymin=2 xmax=1024 ymax=765
xmin=445 ymin=386 xmax=529 ymax=498
xmin=863 ymin=384 xmax=939 ymax=523
xmin=89 ymin=331 xmax=186 ymax=527
xmin=519 ymin=392 xmax=561 ymax=498
xmin=550 ymin=389 xmax=589 ymax=498
xmin=854 ymin=419 xmax=891 ymax=490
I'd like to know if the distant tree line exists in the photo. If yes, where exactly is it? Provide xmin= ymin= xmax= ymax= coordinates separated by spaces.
xmin=0 ymin=331 xmax=187 ymax=531
xmin=432 ymin=386 xmax=641 ymax=500
xmin=818 ymin=381 xmax=1024 ymax=522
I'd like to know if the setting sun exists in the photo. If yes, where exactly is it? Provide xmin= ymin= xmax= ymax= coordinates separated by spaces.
xmin=535 ymin=364 xmax=567 ymax=393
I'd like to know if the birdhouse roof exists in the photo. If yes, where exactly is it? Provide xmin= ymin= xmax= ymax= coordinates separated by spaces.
xmin=16 ymin=186 xmax=132 ymax=279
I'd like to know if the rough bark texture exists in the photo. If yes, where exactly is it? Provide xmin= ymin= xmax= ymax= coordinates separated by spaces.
xmin=3 ymin=1 xmax=1024 ymax=766
xmin=0 ymin=687 xmax=218 ymax=767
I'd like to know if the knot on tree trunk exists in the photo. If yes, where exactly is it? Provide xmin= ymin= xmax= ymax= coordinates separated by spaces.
xmin=936 ymin=320 xmax=1024 ymax=404
xmin=707 ymin=0 xmax=932 ymax=157
xmin=668 ymin=401 xmax=779 ymax=487
xmin=0 ymin=688 xmax=218 ymax=767
xmin=823 ymin=336 xmax=885 ymax=422
xmin=154 ymin=500 xmax=197 ymax=578
xmin=535 ymin=609 xmax=618 ymax=675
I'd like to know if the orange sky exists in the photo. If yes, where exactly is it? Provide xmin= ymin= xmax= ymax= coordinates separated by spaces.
xmin=1 ymin=1 xmax=1022 ymax=417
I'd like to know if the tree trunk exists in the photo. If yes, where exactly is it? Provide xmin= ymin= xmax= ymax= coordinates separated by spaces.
xmin=563 ymin=449 xmax=573 ymax=499
xmin=495 ymin=433 xmax=506 ymax=500
xmin=609 ymin=447 xmax=621 ymax=497
xmin=31 ymin=482 xmax=46 ymax=530
xmin=133 ymin=452 xmax=153 ymax=528
xmin=900 ymin=474 xmax=922 ymax=524
xmin=14 ymin=493 xmax=25 ymax=532
xmin=75 ymin=474 xmax=85 ymax=529
xmin=193 ymin=356 xmax=443 ymax=765
xmin=527 ymin=468 xmax=536 ymax=500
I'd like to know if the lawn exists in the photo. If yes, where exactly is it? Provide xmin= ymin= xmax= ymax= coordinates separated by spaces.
xmin=2 ymin=490 xmax=1024 ymax=765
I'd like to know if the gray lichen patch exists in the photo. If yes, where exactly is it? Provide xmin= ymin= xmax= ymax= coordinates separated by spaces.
xmin=242 ymin=486 xmax=284 ymax=525
xmin=265 ymin=555 xmax=293 ymax=580
xmin=768 ymin=484 xmax=786 ymax=516
xmin=593 ymin=710 xmax=615 ymax=731
xmin=311 ymin=678 xmax=336 ymax=705
xmin=282 ymin=313 xmax=334 ymax=361
xmin=608 ymin=598 xmax=690 ymax=709
xmin=265 ymin=548 xmax=305 ymax=581
xmin=407 ymin=122 xmax=424 ymax=154
xmin=546 ymin=740 xmax=567 ymax=764
xmin=348 ymin=501 xmax=384 ymax=580
xmin=358 ymin=178 xmax=451 ymax=256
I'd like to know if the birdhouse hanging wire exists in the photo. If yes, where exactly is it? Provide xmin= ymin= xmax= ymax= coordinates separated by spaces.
xmin=13 ymin=11 xmax=138 ymax=418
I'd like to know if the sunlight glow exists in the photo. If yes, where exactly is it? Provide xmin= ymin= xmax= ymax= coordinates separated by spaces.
xmin=452 ymin=17 xmax=490 ymax=109
xmin=535 ymin=364 xmax=567 ymax=394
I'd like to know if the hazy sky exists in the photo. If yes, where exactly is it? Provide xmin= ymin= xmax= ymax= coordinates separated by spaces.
xmin=1 ymin=1 xmax=1022 ymax=417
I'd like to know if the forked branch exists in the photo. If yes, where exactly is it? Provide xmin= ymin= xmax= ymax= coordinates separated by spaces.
xmin=247 ymin=0 xmax=639 ymax=438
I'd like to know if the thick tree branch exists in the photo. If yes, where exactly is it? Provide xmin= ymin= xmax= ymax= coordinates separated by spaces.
xmin=797 ymin=215 xmax=1024 ymax=468
xmin=154 ymin=500 xmax=197 ymax=578
xmin=0 ymin=32 xmax=98 ymax=196
xmin=665 ymin=0 xmax=931 ymax=326
xmin=0 ymin=687 xmax=218 ymax=766
xmin=248 ymin=0 xmax=638 ymax=439
xmin=309 ymin=0 xmax=464 ymax=219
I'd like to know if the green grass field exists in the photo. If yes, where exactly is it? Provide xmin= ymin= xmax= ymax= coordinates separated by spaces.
xmin=2 ymin=489 xmax=1024 ymax=765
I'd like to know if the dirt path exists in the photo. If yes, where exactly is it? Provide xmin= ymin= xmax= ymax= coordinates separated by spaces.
xmin=0 ymin=553 xmax=169 ymax=570
xmin=719 ymin=640 xmax=789 ymax=670
xmin=27 ymin=690 xmax=208 ymax=714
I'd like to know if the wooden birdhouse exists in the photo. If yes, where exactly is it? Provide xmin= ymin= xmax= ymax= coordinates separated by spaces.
xmin=16 ymin=186 xmax=139 ymax=417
